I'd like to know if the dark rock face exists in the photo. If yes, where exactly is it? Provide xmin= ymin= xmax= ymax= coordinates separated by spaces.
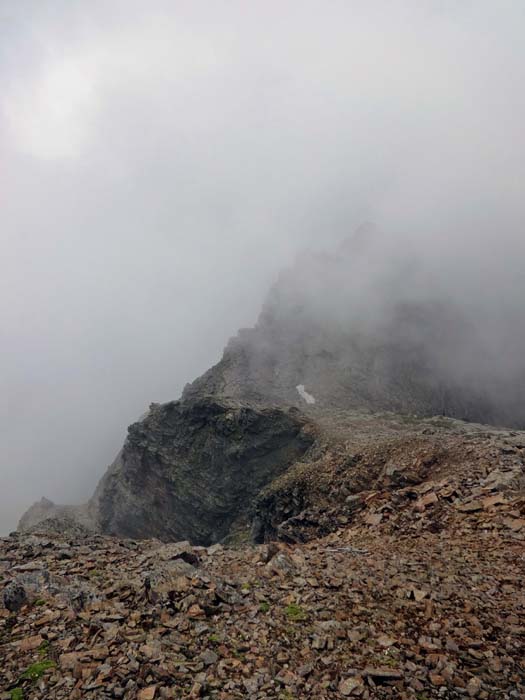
xmin=19 ymin=398 xmax=314 ymax=544
xmin=89 ymin=398 xmax=314 ymax=544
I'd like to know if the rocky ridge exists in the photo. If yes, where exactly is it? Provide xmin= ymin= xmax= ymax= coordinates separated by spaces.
xmin=18 ymin=241 xmax=525 ymax=543
xmin=183 ymin=244 xmax=525 ymax=428
xmin=2 ymin=413 xmax=525 ymax=699
xmin=9 ymin=238 xmax=525 ymax=697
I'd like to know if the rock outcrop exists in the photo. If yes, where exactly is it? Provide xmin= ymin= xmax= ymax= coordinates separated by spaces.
xmin=90 ymin=397 xmax=314 ymax=544
xmin=20 ymin=399 xmax=313 ymax=544
xmin=17 ymin=499 xmax=96 ymax=537
xmin=18 ymin=235 xmax=525 ymax=542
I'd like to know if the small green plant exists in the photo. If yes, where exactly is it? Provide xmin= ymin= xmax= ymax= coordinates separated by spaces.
xmin=33 ymin=599 xmax=46 ymax=607
xmin=241 ymin=582 xmax=251 ymax=591
xmin=284 ymin=603 xmax=308 ymax=622
xmin=10 ymin=689 xmax=24 ymax=700
xmin=259 ymin=601 xmax=270 ymax=613
xmin=208 ymin=634 xmax=220 ymax=644
xmin=20 ymin=660 xmax=55 ymax=681
xmin=38 ymin=640 xmax=50 ymax=658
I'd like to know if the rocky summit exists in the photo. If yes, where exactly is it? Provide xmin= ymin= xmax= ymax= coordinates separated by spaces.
xmin=6 ymin=241 xmax=525 ymax=698
xmin=17 ymin=240 xmax=525 ymax=544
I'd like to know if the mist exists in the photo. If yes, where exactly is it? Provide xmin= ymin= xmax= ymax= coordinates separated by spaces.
xmin=1 ymin=1 xmax=525 ymax=534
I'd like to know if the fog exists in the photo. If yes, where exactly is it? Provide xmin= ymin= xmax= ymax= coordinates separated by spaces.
xmin=1 ymin=1 xmax=524 ymax=534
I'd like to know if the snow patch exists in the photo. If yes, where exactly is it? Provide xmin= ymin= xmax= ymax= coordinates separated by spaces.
xmin=296 ymin=384 xmax=316 ymax=405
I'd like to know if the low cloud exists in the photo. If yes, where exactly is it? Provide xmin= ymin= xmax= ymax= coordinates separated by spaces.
xmin=1 ymin=1 xmax=524 ymax=532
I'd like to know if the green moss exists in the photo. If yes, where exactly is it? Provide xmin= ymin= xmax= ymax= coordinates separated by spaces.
xmin=33 ymin=599 xmax=46 ymax=607
xmin=208 ymin=634 xmax=220 ymax=644
xmin=10 ymin=689 xmax=24 ymax=700
xmin=284 ymin=603 xmax=308 ymax=622
xmin=259 ymin=601 xmax=270 ymax=613
xmin=38 ymin=640 xmax=50 ymax=658
xmin=20 ymin=660 xmax=55 ymax=681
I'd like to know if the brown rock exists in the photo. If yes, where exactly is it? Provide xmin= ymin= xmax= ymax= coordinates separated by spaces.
xmin=338 ymin=676 xmax=364 ymax=695
xmin=429 ymin=673 xmax=445 ymax=685
xmin=416 ymin=492 xmax=438 ymax=510
xmin=482 ymin=494 xmax=507 ymax=509
xmin=187 ymin=604 xmax=205 ymax=618
xmin=411 ymin=588 xmax=428 ymax=602
xmin=20 ymin=634 xmax=44 ymax=651
xmin=60 ymin=652 xmax=82 ymax=670
xmin=456 ymin=501 xmax=483 ymax=513
xmin=467 ymin=676 xmax=482 ymax=697
xmin=364 ymin=513 xmax=383 ymax=526
xmin=377 ymin=634 xmax=396 ymax=648
xmin=364 ymin=667 xmax=403 ymax=680
xmin=503 ymin=517 xmax=525 ymax=531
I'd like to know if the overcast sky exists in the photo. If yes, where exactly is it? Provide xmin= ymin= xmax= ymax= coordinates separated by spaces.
xmin=1 ymin=1 xmax=524 ymax=534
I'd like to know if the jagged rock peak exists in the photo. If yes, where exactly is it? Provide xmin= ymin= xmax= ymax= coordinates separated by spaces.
xmin=184 ymin=236 xmax=525 ymax=427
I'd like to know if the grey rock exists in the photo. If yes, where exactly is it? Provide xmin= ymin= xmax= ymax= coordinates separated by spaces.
xmin=57 ymin=548 xmax=73 ymax=560
xmin=18 ymin=508 xmax=95 ymax=537
xmin=2 ymin=581 xmax=27 ymax=612
xmin=91 ymin=398 xmax=312 ymax=544
xmin=200 ymin=649 xmax=219 ymax=665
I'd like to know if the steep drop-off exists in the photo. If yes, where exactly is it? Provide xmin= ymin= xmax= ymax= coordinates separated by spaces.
xmin=18 ymin=236 xmax=525 ymax=541
xmin=91 ymin=398 xmax=313 ymax=544
xmin=19 ymin=398 xmax=313 ymax=544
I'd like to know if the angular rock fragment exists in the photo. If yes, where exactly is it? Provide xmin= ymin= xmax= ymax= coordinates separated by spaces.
xmin=2 ymin=581 xmax=27 ymax=612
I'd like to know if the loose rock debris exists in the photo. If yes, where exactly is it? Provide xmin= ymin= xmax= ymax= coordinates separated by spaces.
xmin=2 ymin=417 xmax=525 ymax=699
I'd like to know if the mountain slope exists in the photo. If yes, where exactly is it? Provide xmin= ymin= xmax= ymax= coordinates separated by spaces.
xmin=17 ymin=237 xmax=525 ymax=541
xmin=3 ymin=418 xmax=525 ymax=699
xmin=185 ymin=244 xmax=523 ymax=426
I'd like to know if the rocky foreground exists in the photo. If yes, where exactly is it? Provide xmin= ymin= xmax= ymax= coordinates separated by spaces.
xmin=2 ymin=414 xmax=525 ymax=699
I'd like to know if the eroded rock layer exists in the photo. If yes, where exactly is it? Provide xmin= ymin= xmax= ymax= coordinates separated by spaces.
xmin=19 ymin=399 xmax=314 ymax=544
